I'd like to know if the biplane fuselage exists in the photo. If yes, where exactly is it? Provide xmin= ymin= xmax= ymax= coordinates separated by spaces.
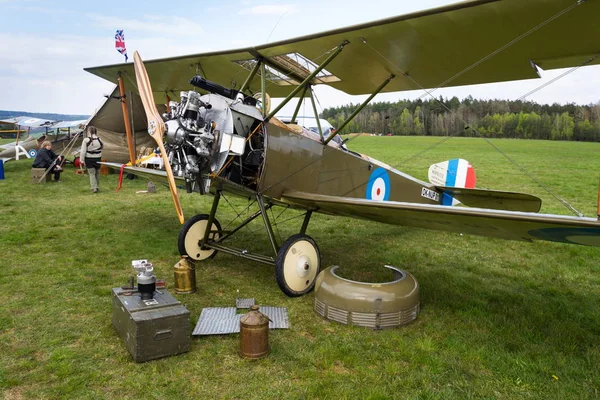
xmin=258 ymin=122 xmax=435 ymax=205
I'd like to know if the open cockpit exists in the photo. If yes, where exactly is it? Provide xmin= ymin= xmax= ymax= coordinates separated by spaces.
xmin=160 ymin=75 xmax=349 ymax=194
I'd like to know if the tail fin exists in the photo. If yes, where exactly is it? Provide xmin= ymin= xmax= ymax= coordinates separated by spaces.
xmin=428 ymin=159 xmax=476 ymax=206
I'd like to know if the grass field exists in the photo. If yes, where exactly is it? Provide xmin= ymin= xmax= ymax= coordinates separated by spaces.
xmin=1 ymin=136 xmax=599 ymax=399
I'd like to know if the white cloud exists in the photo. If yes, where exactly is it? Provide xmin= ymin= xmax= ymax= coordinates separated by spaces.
xmin=0 ymin=31 xmax=205 ymax=114
xmin=242 ymin=4 xmax=297 ymax=15
xmin=86 ymin=13 xmax=205 ymax=36
xmin=2 ymin=0 xmax=600 ymax=116
xmin=230 ymin=39 xmax=251 ymax=47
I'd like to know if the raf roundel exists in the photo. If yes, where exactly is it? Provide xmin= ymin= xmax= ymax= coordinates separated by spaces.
xmin=366 ymin=167 xmax=391 ymax=201
xmin=28 ymin=149 xmax=37 ymax=157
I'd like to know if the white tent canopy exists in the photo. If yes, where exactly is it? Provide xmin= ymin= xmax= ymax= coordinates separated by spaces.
xmin=86 ymin=85 xmax=157 ymax=163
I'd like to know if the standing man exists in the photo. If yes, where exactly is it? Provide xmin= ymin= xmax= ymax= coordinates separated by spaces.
xmin=80 ymin=126 xmax=103 ymax=193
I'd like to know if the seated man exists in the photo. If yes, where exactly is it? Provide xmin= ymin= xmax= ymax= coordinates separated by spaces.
xmin=32 ymin=141 xmax=63 ymax=182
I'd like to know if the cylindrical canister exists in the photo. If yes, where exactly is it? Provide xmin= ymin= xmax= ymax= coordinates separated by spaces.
xmin=136 ymin=267 xmax=156 ymax=300
xmin=240 ymin=305 xmax=270 ymax=359
xmin=173 ymin=256 xmax=196 ymax=294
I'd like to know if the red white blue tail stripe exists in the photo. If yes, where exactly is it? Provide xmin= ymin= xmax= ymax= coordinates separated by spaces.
xmin=115 ymin=30 xmax=128 ymax=62
xmin=428 ymin=159 xmax=476 ymax=206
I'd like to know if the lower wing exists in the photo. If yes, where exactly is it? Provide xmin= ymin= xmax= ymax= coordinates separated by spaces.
xmin=101 ymin=162 xmax=257 ymax=198
xmin=281 ymin=190 xmax=600 ymax=247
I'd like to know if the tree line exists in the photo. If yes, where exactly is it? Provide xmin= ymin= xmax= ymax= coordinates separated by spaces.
xmin=321 ymin=96 xmax=600 ymax=141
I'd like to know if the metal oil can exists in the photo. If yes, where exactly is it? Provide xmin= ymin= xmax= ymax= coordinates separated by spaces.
xmin=173 ymin=256 xmax=196 ymax=294
xmin=240 ymin=305 xmax=270 ymax=359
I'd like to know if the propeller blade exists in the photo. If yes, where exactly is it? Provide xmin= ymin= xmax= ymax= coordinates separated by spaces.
xmin=133 ymin=51 xmax=184 ymax=224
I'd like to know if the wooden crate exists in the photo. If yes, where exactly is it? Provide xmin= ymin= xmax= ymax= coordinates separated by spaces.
xmin=112 ymin=288 xmax=191 ymax=362
xmin=31 ymin=168 xmax=51 ymax=184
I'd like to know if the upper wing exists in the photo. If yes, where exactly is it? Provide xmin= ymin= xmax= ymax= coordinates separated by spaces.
xmin=51 ymin=120 xmax=88 ymax=129
xmin=281 ymin=190 xmax=600 ymax=247
xmin=0 ymin=116 xmax=56 ymax=127
xmin=85 ymin=0 xmax=600 ymax=102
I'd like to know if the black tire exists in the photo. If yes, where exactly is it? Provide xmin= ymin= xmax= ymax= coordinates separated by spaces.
xmin=178 ymin=214 xmax=222 ymax=261
xmin=275 ymin=234 xmax=321 ymax=297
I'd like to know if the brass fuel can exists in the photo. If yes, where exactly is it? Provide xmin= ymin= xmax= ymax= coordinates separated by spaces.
xmin=240 ymin=305 xmax=270 ymax=359
xmin=173 ymin=256 xmax=196 ymax=294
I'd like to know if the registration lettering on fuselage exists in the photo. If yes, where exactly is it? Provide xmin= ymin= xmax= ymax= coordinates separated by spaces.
xmin=421 ymin=187 xmax=439 ymax=202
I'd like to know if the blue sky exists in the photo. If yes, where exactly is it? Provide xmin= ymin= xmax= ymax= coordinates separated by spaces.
xmin=1 ymin=0 xmax=599 ymax=116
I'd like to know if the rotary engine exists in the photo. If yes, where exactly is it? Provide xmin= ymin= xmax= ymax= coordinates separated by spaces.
xmin=163 ymin=90 xmax=218 ymax=183
xmin=158 ymin=76 xmax=264 ymax=194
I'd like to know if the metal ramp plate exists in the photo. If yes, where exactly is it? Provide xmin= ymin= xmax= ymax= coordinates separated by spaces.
xmin=260 ymin=307 xmax=290 ymax=329
xmin=236 ymin=298 xmax=255 ymax=309
xmin=193 ymin=307 xmax=239 ymax=335
xmin=192 ymin=305 xmax=289 ymax=336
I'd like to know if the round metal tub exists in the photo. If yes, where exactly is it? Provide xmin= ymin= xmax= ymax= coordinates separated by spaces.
xmin=313 ymin=265 xmax=419 ymax=329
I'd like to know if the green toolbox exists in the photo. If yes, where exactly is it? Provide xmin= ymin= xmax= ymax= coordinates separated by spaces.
xmin=112 ymin=287 xmax=191 ymax=362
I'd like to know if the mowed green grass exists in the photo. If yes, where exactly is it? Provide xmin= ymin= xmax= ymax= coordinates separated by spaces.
xmin=1 ymin=136 xmax=599 ymax=399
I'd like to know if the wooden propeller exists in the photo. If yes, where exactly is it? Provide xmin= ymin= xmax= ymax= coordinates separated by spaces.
xmin=133 ymin=51 xmax=184 ymax=224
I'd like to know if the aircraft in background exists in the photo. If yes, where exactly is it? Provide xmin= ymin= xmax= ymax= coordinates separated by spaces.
xmin=0 ymin=117 xmax=87 ymax=163
xmin=85 ymin=0 xmax=600 ymax=296
xmin=0 ymin=91 xmax=158 ymax=165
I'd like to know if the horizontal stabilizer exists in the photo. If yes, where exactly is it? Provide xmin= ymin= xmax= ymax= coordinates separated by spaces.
xmin=436 ymin=186 xmax=542 ymax=213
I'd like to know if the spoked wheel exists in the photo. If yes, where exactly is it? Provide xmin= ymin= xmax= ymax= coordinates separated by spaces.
xmin=275 ymin=234 xmax=321 ymax=297
xmin=178 ymin=214 xmax=222 ymax=261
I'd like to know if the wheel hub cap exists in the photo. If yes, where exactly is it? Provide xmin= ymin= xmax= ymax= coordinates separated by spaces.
xmin=296 ymin=255 xmax=311 ymax=277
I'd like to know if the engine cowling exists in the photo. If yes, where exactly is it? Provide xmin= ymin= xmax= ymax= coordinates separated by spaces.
xmin=159 ymin=84 xmax=263 ymax=194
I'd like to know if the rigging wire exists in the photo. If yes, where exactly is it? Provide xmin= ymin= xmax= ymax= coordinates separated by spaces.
xmin=342 ymin=0 xmax=587 ymax=149
xmin=360 ymin=38 xmax=593 ymax=215
xmin=266 ymin=12 xmax=287 ymax=43
xmin=259 ymin=0 xmax=591 ymax=217
xmin=338 ymin=1 xmax=591 ymax=216
xmin=425 ymin=0 xmax=583 ymax=94
xmin=221 ymin=193 xmax=257 ymax=231
xmin=37 ymin=130 xmax=82 ymax=182
xmin=516 ymin=54 xmax=600 ymax=101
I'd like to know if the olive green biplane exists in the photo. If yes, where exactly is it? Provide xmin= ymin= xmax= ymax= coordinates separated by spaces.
xmin=85 ymin=0 xmax=600 ymax=296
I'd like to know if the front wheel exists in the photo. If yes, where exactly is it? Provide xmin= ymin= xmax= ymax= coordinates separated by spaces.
xmin=275 ymin=234 xmax=321 ymax=297
xmin=178 ymin=214 xmax=222 ymax=261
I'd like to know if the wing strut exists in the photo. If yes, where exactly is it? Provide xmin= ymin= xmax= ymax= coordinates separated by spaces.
xmin=291 ymin=85 xmax=309 ymax=124
xmin=308 ymin=86 xmax=324 ymax=141
xmin=265 ymin=40 xmax=349 ymax=121
xmin=117 ymin=72 xmax=136 ymax=165
xmin=324 ymin=74 xmax=395 ymax=145
xmin=239 ymin=58 xmax=262 ymax=94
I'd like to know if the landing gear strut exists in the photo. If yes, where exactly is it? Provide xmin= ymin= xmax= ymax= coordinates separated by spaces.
xmin=177 ymin=190 xmax=321 ymax=296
